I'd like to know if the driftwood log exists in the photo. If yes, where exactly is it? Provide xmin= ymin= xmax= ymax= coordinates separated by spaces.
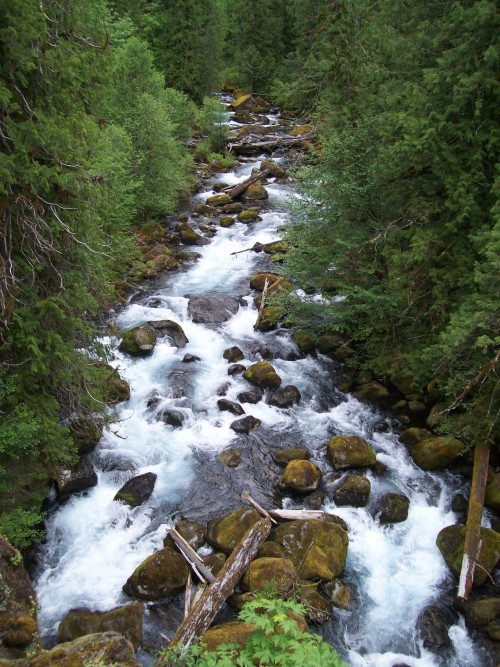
xmin=221 ymin=168 xmax=270 ymax=200
xmin=229 ymin=133 xmax=315 ymax=156
xmin=457 ymin=441 xmax=490 ymax=600
xmin=168 ymin=517 xmax=272 ymax=648
xmin=168 ymin=528 xmax=215 ymax=584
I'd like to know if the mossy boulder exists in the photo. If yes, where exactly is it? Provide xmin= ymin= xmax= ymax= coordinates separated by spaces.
xmin=101 ymin=368 xmax=130 ymax=405
xmin=219 ymin=216 xmax=235 ymax=227
xmin=207 ymin=508 xmax=260 ymax=554
xmin=272 ymin=519 xmax=348 ymax=581
xmin=354 ymin=381 xmax=389 ymax=400
xmin=409 ymin=436 xmax=464 ymax=470
xmin=327 ymin=435 xmax=377 ymax=470
xmin=206 ymin=193 xmax=232 ymax=207
xmin=268 ymin=385 xmax=301 ymax=408
xmin=274 ymin=448 xmax=311 ymax=466
xmin=279 ymin=460 xmax=322 ymax=494
xmin=297 ymin=582 xmax=331 ymax=623
xmin=263 ymin=241 xmax=287 ymax=254
xmin=242 ymin=183 xmax=268 ymax=201
xmin=372 ymin=492 xmax=409 ymax=523
xmin=254 ymin=277 xmax=292 ymax=307
xmin=461 ymin=597 xmax=500 ymax=631
xmin=202 ymin=553 xmax=226 ymax=577
xmin=323 ymin=579 xmax=355 ymax=611
xmin=0 ymin=537 xmax=38 ymax=654
xmin=250 ymin=272 xmax=279 ymax=291
xmin=436 ymin=525 xmax=500 ymax=585
xmin=218 ymin=449 xmax=242 ymax=467
xmin=399 ymin=427 xmax=433 ymax=447
xmin=223 ymin=202 xmax=243 ymax=214
xmin=257 ymin=541 xmax=285 ymax=558
xmin=123 ymin=547 xmax=188 ymax=600
xmin=223 ymin=346 xmax=244 ymax=363
xmin=333 ymin=475 xmax=371 ymax=507
xmin=201 ymin=621 xmax=255 ymax=653
xmin=291 ymin=124 xmax=314 ymax=136
xmin=317 ymin=334 xmax=344 ymax=355
xmin=241 ymin=557 xmax=297 ymax=597
xmin=243 ymin=361 xmax=282 ymax=389
xmin=179 ymin=222 xmax=207 ymax=246
xmin=164 ymin=520 xmax=206 ymax=551
xmin=485 ymin=471 xmax=500 ymax=511
xmin=237 ymin=208 xmax=261 ymax=223
xmin=58 ymin=603 xmax=143 ymax=649
xmin=146 ymin=254 xmax=179 ymax=273
xmin=260 ymin=158 xmax=286 ymax=178
xmin=194 ymin=203 xmax=218 ymax=217
xmin=4 ymin=632 xmax=140 ymax=666
xmin=229 ymin=94 xmax=254 ymax=110
xmin=118 ymin=324 xmax=157 ymax=357
xmin=255 ymin=306 xmax=280 ymax=331
xmin=292 ymin=329 xmax=316 ymax=355
xmin=113 ymin=472 xmax=157 ymax=507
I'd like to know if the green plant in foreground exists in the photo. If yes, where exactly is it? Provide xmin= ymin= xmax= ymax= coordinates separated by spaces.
xmin=159 ymin=598 xmax=347 ymax=666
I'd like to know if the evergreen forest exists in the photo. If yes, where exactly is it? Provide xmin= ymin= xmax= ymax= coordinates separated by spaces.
xmin=0 ymin=0 xmax=498 ymax=564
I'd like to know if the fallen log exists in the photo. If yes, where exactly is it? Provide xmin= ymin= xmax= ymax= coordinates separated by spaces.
xmin=457 ymin=441 xmax=490 ymax=600
xmin=168 ymin=517 xmax=272 ymax=648
xmin=229 ymin=134 xmax=315 ymax=156
xmin=241 ymin=490 xmax=278 ymax=524
xmin=231 ymin=240 xmax=283 ymax=256
xmin=268 ymin=509 xmax=326 ymax=521
xmin=253 ymin=278 xmax=269 ymax=331
xmin=168 ymin=528 xmax=215 ymax=584
xmin=221 ymin=168 xmax=270 ymax=200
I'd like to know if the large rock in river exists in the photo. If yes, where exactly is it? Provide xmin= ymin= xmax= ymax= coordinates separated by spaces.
xmin=119 ymin=324 xmax=157 ymax=356
xmin=0 ymin=536 xmax=38 ymax=655
xmin=242 ymin=183 xmax=268 ymax=202
xmin=327 ymin=435 xmax=377 ymax=469
xmin=241 ymin=557 xmax=297 ymax=597
xmin=436 ymin=525 xmax=500 ymax=586
xmin=114 ymin=472 xmax=157 ymax=507
xmin=409 ymin=436 xmax=464 ymax=470
xmin=274 ymin=448 xmax=311 ymax=466
xmin=58 ymin=602 xmax=143 ymax=649
xmin=188 ymin=296 xmax=239 ymax=324
xmin=371 ymin=492 xmax=410 ymax=523
xmin=207 ymin=508 xmax=260 ymax=554
xmin=243 ymin=361 xmax=282 ymax=389
xmin=54 ymin=458 xmax=98 ymax=496
xmin=230 ymin=415 xmax=261 ymax=434
xmin=201 ymin=621 xmax=256 ymax=653
xmin=148 ymin=320 xmax=189 ymax=347
xmin=333 ymin=474 xmax=371 ymax=507
xmin=279 ymin=460 xmax=322 ymax=494
xmin=268 ymin=385 xmax=301 ymax=408
xmin=272 ymin=519 xmax=348 ymax=581
xmin=123 ymin=547 xmax=188 ymax=600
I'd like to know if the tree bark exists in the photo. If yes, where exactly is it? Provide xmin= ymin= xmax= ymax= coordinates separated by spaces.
xmin=221 ymin=168 xmax=270 ymax=200
xmin=168 ymin=518 xmax=272 ymax=648
xmin=457 ymin=441 xmax=490 ymax=600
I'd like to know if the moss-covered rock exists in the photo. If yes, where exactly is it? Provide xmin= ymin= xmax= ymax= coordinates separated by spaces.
xmin=218 ymin=449 xmax=241 ymax=467
xmin=409 ymin=436 xmax=464 ymax=470
xmin=485 ymin=471 xmax=500 ymax=511
xmin=323 ymin=579 xmax=355 ymax=610
xmin=201 ymin=621 xmax=255 ymax=653
xmin=372 ymin=492 xmax=409 ymax=523
xmin=206 ymin=193 xmax=233 ymax=207
xmin=243 ymin=361 xmax=282 ymax=389
xmin=292 ymin=329 xmax=316 ymax=355
xmin=254 ymin=306 xmax=280 ymax=331
xmin=202 ymin=552 xmax=226 ymax=577
xmin=327 ymin=435 xmax=377 ymax=470
xmin=317 ymin=334 xmax=344 ymax=355
xmin=223 ymin=346 xmax=244 ymax=363
xmin=274 ymin=448 xmax=311 ymax=466
xmin=207 ymin=508 xmax=261 ymax=554
xmin=250 ymin=272 xmax=279 ymax=291
xmin=223 ymin=202 xmax=243 ymax=214
xmin=272 ymin=519 xmax=348 ymax=581
xmin=179 ymin=222 xmax=207 ymax=246
xmin=229 ymin=94 xmax=254 ymax=110
xmin=254 ymin=277 xmax=292 ymax=308
xmin=241 ymin=557 xmax=297 ymax=597
xmin=123 ymin=547 xmax=188 ymax=600
xmin=399 ymin=427 xmax=433 ymax=447
xmin=436 ymin=525 xmax=500 ymax=585
xmin=113 ymin=472 xmax=157 ymax=507
xmin=0 ymin=537 xmax=38 ymax=654
xmin=354 ymin=381 xmax=389 ymax=400
xmin=291 ymin=124 xmax=314 ymax=136
xmin=461 ymin=597 xmax=500 ymax=630
xmin=260 ymin=158 xmax=286 ymax=178
xmin=268 ymin=385 xmax=301 ymax=409
xmin=257 ymin=541 xmax=285 ymax=558
xmin=263 ymin=241 xmax=287 ymax=254
xmin=219 ymin=216 xmax=235 ymax=227
xmin=279 ymin=460 xmax=322 ymax=494
xmin=163 ymin=520 xmax=206 ymax=551
xmin=68 ymin=417 xmax=104 ymax=454
xmin=58 ymin=603 xmax=143 ymax=649
xmin=194 ymin=203 xmax=218 ymax=217
xmin=333 ymin=475 xmax=371 ymax=507
xmin=237 ymin=208 xmax=261 ymax=223
xmin=297 ymin=582 xmax=331 ymax=623
xmin=118 ymin=324 xmax=157 ymax=357
xmin=242 ymin=183 xmax=268 ymax=201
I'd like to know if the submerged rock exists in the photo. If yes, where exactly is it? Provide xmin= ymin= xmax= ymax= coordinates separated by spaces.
xmin=118 ymin=324 xmax=157 ymax=356
xmin=58 ymin=603 xmax=143 ymax=649
xmin=114 ymin=472 xmax=157 ymax=507
xmin=218 ymin=449 xmax=241 ymax=467
xmin=123 ymin=547 xmax=188 ymax=600
xmin=327 ymin=435 xmax=377 ymax=470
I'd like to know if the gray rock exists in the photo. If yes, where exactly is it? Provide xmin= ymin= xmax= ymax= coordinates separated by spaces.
xmin=188 ymin=296 xmax=239 ymax=324
xmin=268 ymin=385 xmax=301 ymax=408
xmin=148 ymin=320 xmax=189 ymax=348
xmin=230 ymin=416 xmax=261 ymax=434
xmin=237 ymin=387 xmax=264 ymax=404
xmin=217 ymin=399 xmax=245 ymax=416
xmin=114 ymin=472 xmax=157 ymax=507
xmin=55 ymin=458 xmax=98 ymax=496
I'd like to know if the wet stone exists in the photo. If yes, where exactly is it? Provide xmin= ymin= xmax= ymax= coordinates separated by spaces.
xmin=217 ymin=399 xmax=245 ymax=416
xmin=157 ymin=409 xmax=186 ymax=428
xmin=114 ymin=472 xmax=157 ymax=507
xmin=218 ymin=449 xmax=241 ymax=467
xmin=230 ymin=415 xmax=261 ymax=434
xmin=237 ymin=387 xmax=264 ymax=404
xmin=182 ymin=354 xmax=201 ymax=363
xmin=228 ymin=364 xmax=246 ymax=376
xmin=223 ymin=346 xmax=245 ymax=363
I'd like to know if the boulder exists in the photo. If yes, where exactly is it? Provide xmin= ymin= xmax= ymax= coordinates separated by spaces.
xmin=228 ymin=364 xmax=246 ymax=375
xmin=409 ymin=436 xmax=464 ymax=470
xmin=297 ymin=582 xmax=331 ymax=623
xmin=182 ymin=354 xmax=200 ymax=363
xmin=54 ymin=458 xmax=98 ymax=496
xmin=223 ymin=346 xmax=244 ymax=363
xmin=237 ymin=208 xmax=261 ymax=223
xmin=223 ymin=202 xmax=243 ymax=214
xmin=148 ymin=320 xmax=189 ymax=347
xmin=68 ymin=417 xmax=104 ymax=454
xmin=230 ymin=415 xmax=261 ymax=434
xmin=229 ymin=94 xmax=254 ymax=110
xmin=250 ymin=272 xmax=279 ymax=291
xmin=0 ymin=537 xmax=38 ymax=654
xmin=146 ymin=254 xmax=179 ymax=273
xmin=164 ymin=520 xmax=206 ymax=551
xmin=243 ymin=361 xmax=282 ymax=389
xmin=327 ymin=435 xmax=377 ymax=469
xmin=436 ymin=525 xmax=500 ymax=585
xmin=241 ymin=557 xmax=297 ymax=597
xmin=254 ymin=278 xmax=292 ymax=307
xmin=194 ymin=203 xmax=218 ymax=217
xmin=201 ymin=621 xmax=255 ymax=653
xmin=323 ymin=579 xmax=355 ymax=611
xmin=206 ymin=193 xmax=232 ymax=207
xmin=218 ymin=449 xmax=241 ymax=467
xmin=242 ymin=184 xmax=268 ymax=202
xmin=354 ymin=381 xmax=389 ymax=400
xmin=217 ymin=399 xmax=245 ymax=416
xmin=58 ymin=603 xmax=143 ymax=649
xmin=317 ymin=334 xmax=344 ymax=355
xmin=179 ymin=222 xmax=209 ymax=246
xmin=206 ymin=508 xmax=260 ymax=554
xmin=157 ymin=409 xmax=186 ymax=427
xmin=202 ymin=553 xmax=227 ymax=577
xmin=219 ymin=216 xmax=235 ymax=227
xmin=123 ymin=547 xmax=188 ymax=600
xmin=485 ymin=471 xmax=500 ymax=511
xmin=4 ymin=632 xmax=140 ymax=666
xmin=399 ymin=427 xmax=433 ymax=447
xmin=263 ymin=241 xmax=287 ymax=255
xmin=188 ymin=296 xmax=239 ymax=324
xmin=292 ymin=329 xmax=316 ymax=355
xmin=118 ymin=324 xmax=157 ymax=356
xmin=237 ymin=387 xmax=264 ymax=404
xmin=371 ymin=492 xmax=409 ymax=523
xmin=260 ymin=158 xmax=286 ymax=178
xmin=279 ymin=460 xmax=322 ymax=494
xmin=272 ymin=519 xmax=348 ymax=581
xmin=333 ymin=475 xmax=371 ymax=507
xmin=417 ymin=604 xmax=455 ymax=652
xmin=257 ymin=541 xmax=285 ymax=558
xmin=461 ymin=597 xmax=500 ymax=632
xmin=255 ymin=306 xmax=281 ymax=331
xmin=268 ymin=385 xmax=301 ymax=408
xmin=274 ymin=448 xmax=311 ymax=466
xmin=114 ymin=472 xmax=157 ymax=507
xmin=95 ymin=363 xmax=131 ymax=406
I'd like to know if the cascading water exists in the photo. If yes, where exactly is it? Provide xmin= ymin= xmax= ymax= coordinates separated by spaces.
xmin=34 ymin=108 xmax=495 ymax=667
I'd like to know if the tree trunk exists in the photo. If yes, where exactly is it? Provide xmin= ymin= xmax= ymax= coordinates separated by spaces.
xmin=457 ymin=441 xmax=490 ymax=600
xmin=168 ymin=518 xmax=272 ymax=649
xmin=221 ymin=168 xmax=270 ymax=200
